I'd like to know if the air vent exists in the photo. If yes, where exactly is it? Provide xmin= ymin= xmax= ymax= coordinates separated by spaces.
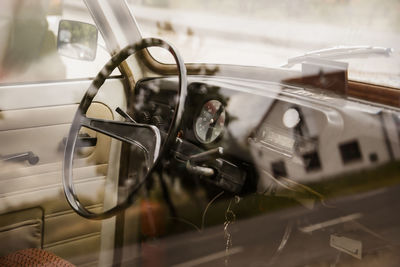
xmin=339 ymin=140 xmax=362 ymax=164
xmin=271 ymin=160 xmax=287 ymax=178
xmin=302 ymin=151 xmax=322 ymax=172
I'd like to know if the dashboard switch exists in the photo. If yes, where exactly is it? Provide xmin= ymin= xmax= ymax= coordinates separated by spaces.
xmin=151 ymin=115 xmax=163 ymax=128
xmin=210 ymin=159 xmax=246 ymax=194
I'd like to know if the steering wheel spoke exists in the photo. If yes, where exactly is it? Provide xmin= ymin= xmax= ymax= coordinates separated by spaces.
xmin=80 ymin=116 xmax=161 ymax=164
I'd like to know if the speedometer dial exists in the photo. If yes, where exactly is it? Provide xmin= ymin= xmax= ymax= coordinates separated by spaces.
xmin=195 ymin=100 xmax=226 ymax=144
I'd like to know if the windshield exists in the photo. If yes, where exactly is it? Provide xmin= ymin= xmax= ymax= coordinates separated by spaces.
xmin=128 ymin=0 xmax=400 ymax=88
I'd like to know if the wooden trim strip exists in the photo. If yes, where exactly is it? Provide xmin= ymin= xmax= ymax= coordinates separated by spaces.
xmin=348 ymin=81 xmax=400 ymax=108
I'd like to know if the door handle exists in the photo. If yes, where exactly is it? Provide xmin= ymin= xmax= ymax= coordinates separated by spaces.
xmin=1 ymin=151 xmax=39 ymax=165
xmin=62 ymin=133 xmax=97 ymax=148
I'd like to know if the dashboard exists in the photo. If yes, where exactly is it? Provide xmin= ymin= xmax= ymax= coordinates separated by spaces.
xmin=133 ymin=76 xmax=400 ymax=196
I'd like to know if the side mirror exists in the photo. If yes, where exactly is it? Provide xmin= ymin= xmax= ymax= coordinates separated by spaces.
xmin=57 ymin=20 xmax=98 ymax=61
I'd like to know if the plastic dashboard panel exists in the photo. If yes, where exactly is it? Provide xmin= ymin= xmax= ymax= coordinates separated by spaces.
xmin=133 ymin=76 xmax=400 ymax=195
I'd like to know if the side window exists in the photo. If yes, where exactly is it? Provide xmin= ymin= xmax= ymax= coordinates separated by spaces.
xmin=0 ymin=0 xmax=118 ymax=84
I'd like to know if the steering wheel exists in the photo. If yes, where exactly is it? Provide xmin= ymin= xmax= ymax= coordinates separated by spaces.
xmin=63 ymin=38 xmax=187 ymax=220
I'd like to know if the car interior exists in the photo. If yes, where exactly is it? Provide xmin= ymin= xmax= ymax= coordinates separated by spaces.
xmin=0 ymin=0 xmax=399 ymax=266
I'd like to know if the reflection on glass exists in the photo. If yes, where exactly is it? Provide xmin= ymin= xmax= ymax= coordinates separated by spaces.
xmin=57 ymin=20 xmax=98 ymax=61
xmin=0 ymin=0 xmax=66 ymax=83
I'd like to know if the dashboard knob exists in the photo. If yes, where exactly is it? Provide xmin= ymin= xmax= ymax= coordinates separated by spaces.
xmin=139 ymin=111 xmax=151 ymax=123
xmin=151 ymin=115 xmax=165 ymax=128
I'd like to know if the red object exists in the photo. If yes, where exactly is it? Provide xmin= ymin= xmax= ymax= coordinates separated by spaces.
xmin=140 ymin=200 xmax=167 ymax=238
xmin=0 ymin=248 xmax=75 ymax=267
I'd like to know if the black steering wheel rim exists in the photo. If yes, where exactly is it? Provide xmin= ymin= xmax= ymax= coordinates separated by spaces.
xmin=63 ymin=38 xmax=187 ymax=220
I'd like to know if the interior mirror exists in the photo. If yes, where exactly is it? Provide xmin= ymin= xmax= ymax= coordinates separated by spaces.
xmin=57 ymin=20 xmax=98 ymax=61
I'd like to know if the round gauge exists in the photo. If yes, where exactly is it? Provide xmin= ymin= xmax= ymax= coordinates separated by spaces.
xmin=194 ymin=100 xmax=226 ymax=143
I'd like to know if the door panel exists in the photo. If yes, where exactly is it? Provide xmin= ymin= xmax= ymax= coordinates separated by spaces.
xmin=0 ymin=208 xmax=43 ymax=257
xmin=0 ymin=78 xmax=126 ymax=265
